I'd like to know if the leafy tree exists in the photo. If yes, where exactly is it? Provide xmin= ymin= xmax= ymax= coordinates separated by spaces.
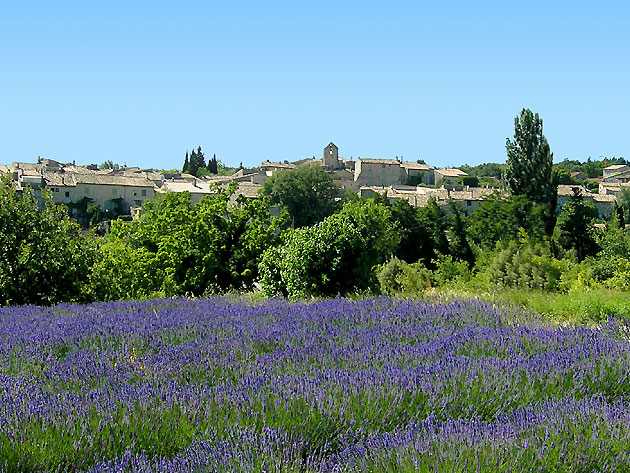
xmin=553 ymin=168 xmax=579 ymax=185
xmin=458 ymin=162 xmax=505 ymax=178
xmin=616 ymin=186 xmax=630 ymax=224
xmin=261 ymin=164 xmax=340 ymax=227
xmin=467 ymin=193 xmax=547 ymax=249
xmin=92 ymin=184 xmax=282 ymax=300
xmin=591 ymin=219 xmax=630 ymax=281
xmin=553 ymin=188 xmax=599 ymax=261
xmin=377 ymin=257 xmax=431 ymax=295
xmin=387 ymin=199 xmax=438 ymax=266
xmin=614 ymin=201 xmax=626 ymax=229
xmin=419 ymin=198 xmax=450 ymax=259
xmin=505 ymin=109 xmax=556 ymax=233
xmin=458 ymin=176 xmax=479 ymax=187
xmin=447 ymin=201 xmax=475 ymax=267
xmin=0 ymin=176 xmax=97 ymax=306
xmin=259 ymin=199 xmax=399 ymax=298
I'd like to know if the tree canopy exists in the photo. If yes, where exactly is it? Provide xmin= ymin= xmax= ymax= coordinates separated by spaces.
xmin=90 ymin=185 xmax=283 ymax=300
xmin=261 ymin=164 xmax=340 ymax=227
xmin=259 ymin=198 xmax=399 ymax=298
xmin=505 ymin=109 xmax=555 ymax=206
xmin=553 ymin=187 xmax=599 ymax=261
xmin=0 ymin=176 xmax=97 ymax=305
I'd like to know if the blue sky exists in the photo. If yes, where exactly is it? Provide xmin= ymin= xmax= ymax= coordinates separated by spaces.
xmin=1 ymin=1 xmax=628 ymax=170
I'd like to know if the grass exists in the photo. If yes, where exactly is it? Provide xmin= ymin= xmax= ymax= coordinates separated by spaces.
xmin=430 ymin=284 xmax=630 ymax=325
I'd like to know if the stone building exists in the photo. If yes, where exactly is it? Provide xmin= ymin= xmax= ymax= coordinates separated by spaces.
xmin=323 ymin=142 xmax=342 ymax=170
xmin=354 ymin=159 xmax=406 ymax=187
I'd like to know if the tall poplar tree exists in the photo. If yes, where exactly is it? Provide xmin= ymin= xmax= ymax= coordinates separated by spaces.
xmin=505 ymin=108 xmax=556 ymax=233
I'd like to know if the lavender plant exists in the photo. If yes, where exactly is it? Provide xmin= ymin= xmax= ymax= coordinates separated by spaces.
xmin=0 ymin=297 xmax=629 ymax=472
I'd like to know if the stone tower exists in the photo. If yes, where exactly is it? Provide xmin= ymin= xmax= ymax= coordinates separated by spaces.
xmin=323 ymin=142 xmax=340 ymax=170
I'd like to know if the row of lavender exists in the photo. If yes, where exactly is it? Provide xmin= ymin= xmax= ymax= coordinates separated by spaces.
xmin=1 ymin=297 xmax=629 ymax=472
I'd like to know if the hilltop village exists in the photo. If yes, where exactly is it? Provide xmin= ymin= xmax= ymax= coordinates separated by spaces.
xmin=2 ymin=142 xmax=625 ymax=222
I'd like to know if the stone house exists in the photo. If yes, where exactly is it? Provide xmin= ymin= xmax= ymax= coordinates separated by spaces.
xmin=46 ymin=173 xmax=157 ymax=213
xmin=556 ymin=185 xmax=615 ymax=219
xmin=603 ymin=164 xmax=630 ymax=179
xmin=434 ymin=168 xmax=468 ymax=186
xmin=402 ymin=162 xmax=434 ymax=185
xmin=358 ymin=185 xmax=497 ymax=215
xmin=354 ymin=159 xmax=406 ymax=187
xmin=570 ymin=171 xmax=587 ymax=181
xmin=603 ymin=169 xmax=630 ymax=184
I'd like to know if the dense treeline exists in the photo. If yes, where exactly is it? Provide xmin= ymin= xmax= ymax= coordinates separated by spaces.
xmin=3 ymin=170 xmax=628 ymax=308
xmin=2 ymin=109 xmax=628 ymax=310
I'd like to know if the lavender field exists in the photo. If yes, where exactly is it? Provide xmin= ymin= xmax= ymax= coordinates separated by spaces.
xmin=2 ymin=297 xmax=630 ymax=472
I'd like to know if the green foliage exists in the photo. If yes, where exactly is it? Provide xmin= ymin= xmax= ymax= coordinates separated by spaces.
xmin=431 ymin=253 xmax=472 ymax=287
xmin=484 ymin=239 xmax=565 ymax=291
xmin=388 ymin=200 xmax=436 ymax=265
xmin=88 ymin=239 xmax=165 ymax=301
xmin=259 ymin=199 xmax=399 ymax=298
xmin=0 ymin=176 xmax=97 ymax=306
xmin=505 ymin=109 xmax=554 ymax=205
xmin=467 ymin=194 xmax=546 ymax=250
xmin=602 ymin=257 xmax=630 ymax=291
xmin=592 ymin=222 xmax=630 ymax=282
xmin=616 ymin=186 xmax=630 ymax=224
xmin=261 ymin=164 xmax=340 ymax=227
xmin=185 ymin=146 xmax=206 ymax=177
xmin=457 ymin=162 xmax=505 ymax=178
xmin=207 ymin=154 xmax=218 ymax=174
xmin=553 ymin=188 xmax=599 ymax=261
xmin=377 ymin=257 xmax=431 ymax=295
xmin=93 ymin=185 xmax=281 ymax=300
xmin=493 ymin=287 xmax=630 ymax=324
xmin=505 ymin=109 xmax=556 ymax=235
xmin=100 ymin=160 xmax=120 ymax=170
xmin=447 ymin=201 xmax=475 ymax=267
xmin=419 ymin=198 xmax=450 ymax=261
xmin=182 ymin=151 xmax=189 ymax=173
xmin=405 ymin=173 xmax=424 ymax=186
xmin=457 ymin=175 xmax=479 ymax=187
xmin=553 ymin=168 xmax=580 ymax=185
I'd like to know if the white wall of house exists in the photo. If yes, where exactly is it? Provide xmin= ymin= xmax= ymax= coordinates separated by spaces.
xmin=47 ymin=183 xmax=155 ymax=211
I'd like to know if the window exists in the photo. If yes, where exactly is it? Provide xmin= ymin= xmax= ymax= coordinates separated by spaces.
xmin=85 ymin=187 xmax=89 ymax=194
xmin=133 ymin=192 xmax=137 ymax=196
xmin=466 ymin=200 xmax=472 ymax=207
xmin=135 ymin=200 xmax=142 ymax=206
xmin=141 ymin=189 xmax=147 ymax=197
xmin=65 ymin=191 xmax=70 ymax=198
xmin=112 ymin=188 xmax=117 ymax=196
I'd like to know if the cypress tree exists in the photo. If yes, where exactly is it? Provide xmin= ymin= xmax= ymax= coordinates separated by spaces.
xmin=188 ymin=148 xmax=199 ymax=176
xmin=207 ymin=154 xmax=218 ymax=174
xmin=182 ymin=151 xmax=189 ymax=173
